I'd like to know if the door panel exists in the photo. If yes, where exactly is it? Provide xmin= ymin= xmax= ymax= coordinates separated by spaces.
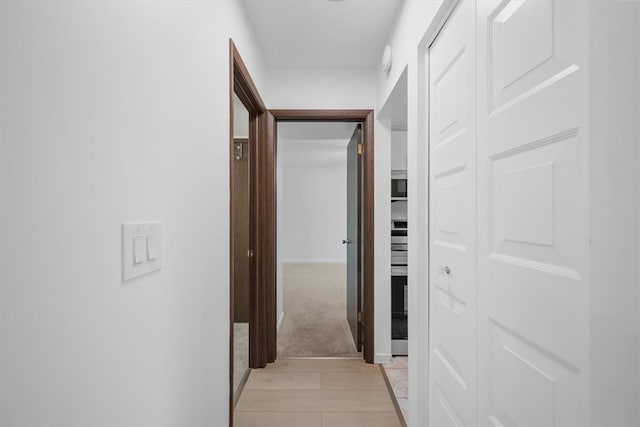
xmin=346 ymin=127 xmax=361 ymax=350
xmin=477 ymin=1 xmax=589 ymax=425
xmin=429 ymin=1 xmax=476 ymax=425
xmin=233 ymin=139 xmax=251 ymax=322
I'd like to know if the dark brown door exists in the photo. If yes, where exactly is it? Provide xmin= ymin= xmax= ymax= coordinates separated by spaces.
xmin=346 ymin=125 xmax=362 ymax=351
xmin=233 ymin=138 xmax=251 ymax=322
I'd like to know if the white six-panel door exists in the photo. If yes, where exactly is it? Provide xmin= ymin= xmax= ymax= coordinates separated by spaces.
xmin=476 ymin=1 xmax=589 ymax=425
xmin=428 ymin=0 xmax=589 ymax=425
xmin=428 ymin=2 xmax=477 ymax=425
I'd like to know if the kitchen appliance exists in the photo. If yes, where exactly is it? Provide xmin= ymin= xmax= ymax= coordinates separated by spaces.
xmin=391 ymin=220 xmax=408 ymax=251
xmin=391 ymin=177 xmax=407 ymax=198
xmin=391 ymin=175 xmax=408 ymax=355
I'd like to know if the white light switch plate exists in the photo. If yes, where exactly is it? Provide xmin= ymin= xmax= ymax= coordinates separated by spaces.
xmin=122 ymin=222 xmax=162 ymax=281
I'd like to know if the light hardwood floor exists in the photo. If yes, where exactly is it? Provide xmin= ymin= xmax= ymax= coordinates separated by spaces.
xmin=234 ymin=359 xmax=402 ymax=427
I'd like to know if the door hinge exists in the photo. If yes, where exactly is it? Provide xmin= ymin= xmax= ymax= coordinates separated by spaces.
xmin=234 ymin=143 xmax=243 ymax=160
xmin=357 ymin=143 xmax=364 ymax=155
xmin=357 ymin=311 xmax=363 ymax=322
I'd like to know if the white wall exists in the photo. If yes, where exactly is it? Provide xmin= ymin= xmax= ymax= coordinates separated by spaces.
xmin=391 ymin=131 xmax=408 ymax=170
xmin=374 ymin=118 xmax=393 ymax=364
xmin=376 ymin=1 xmax=445 ymax=425
xmin=0 ymin=1 xmax=266 ymax=425
xmin=268 ymin=68 xmax=377 ymax=109
xmin=376 ymin=0 xmax=444 ymax=110
xmin=280 ymin=145 xmax=348 ymax=264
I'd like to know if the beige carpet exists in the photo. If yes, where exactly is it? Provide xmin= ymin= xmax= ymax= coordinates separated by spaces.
xmin=277 ymin=263 xmax=360 ymax=358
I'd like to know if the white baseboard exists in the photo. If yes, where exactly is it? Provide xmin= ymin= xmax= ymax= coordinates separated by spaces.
xmin=283 ymin=259 xmax=346 ymax=264
xmin=277 ymin=311 xmax=285 ymax=335
xmin=375 ymin=354 xmax=393 ymax=364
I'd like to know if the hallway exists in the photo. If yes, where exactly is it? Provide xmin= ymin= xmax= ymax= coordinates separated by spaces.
xmin=1 ymin=1 xmax=640 ymax=426
xmin=234 ymin=359 xmax=401 ymax=427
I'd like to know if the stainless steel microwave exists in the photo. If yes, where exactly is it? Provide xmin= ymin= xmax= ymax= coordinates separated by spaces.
xmin=391 ymin=178 xmax=407 ymax=198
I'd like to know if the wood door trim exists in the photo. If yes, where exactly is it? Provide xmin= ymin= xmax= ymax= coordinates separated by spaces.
xmin=363 ymin=111 xmax=374 ymax=364
xmin=256 ymin=110 xmax=277 ymax=365
xmin=268 ymin=109 xmax=375 ymax=364
xmin=231 ymin=43 xmax=266 ymax=113
xmin=229 ymin=39 xmax=271 ymax=427
xmin=270 ymin=109 xmax=372 ymax=121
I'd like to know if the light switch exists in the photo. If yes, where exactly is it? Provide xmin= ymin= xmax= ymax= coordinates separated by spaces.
xmin=147 ymin=234 xmax=159 ymax=261
xmin=122 ymin=222 xmax=162 ymax=282
xmin=133 ymin=236 xmax=146 ymax=264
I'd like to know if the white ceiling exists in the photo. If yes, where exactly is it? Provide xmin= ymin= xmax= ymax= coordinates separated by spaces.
xmin=242 ymin=0 xmax=403 ymax=69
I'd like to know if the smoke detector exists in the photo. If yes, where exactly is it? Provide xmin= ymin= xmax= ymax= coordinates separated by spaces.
xmin=381 ymin=46 xmax=392 ymax=72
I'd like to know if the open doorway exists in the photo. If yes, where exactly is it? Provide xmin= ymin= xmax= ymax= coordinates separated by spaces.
xmin=231 ymin=93 xmax=251 ymax=401
xmin=379 ymin=67 xmax=409 ymax=425
xmin=276 ymin=122 xmax=360 ymax=358
xmin=268 ymin=109 xmax=375 ymax=364
xmin=229 ymin=40 xmax=272 ymax=427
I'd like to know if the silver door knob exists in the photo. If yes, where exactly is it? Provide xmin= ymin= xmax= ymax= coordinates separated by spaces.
xmin=342 ymin=239 xmax=351 ymax=244
xmin=438 ymin=265 xmax=451 ymax=275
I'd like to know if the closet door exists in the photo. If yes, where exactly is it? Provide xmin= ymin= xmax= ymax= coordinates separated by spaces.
xmin=476 ymin=1 xmax=590 ymax=425
xmin=428 ymin=1 xmax=477 ymax=425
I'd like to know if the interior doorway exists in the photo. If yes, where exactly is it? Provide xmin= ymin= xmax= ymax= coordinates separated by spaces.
xmin=379 ymin=67 xmax=409 ymax=425
xmin=229 ymin=40 xmax=272 ymax=427
xmin=231 ymin=93 xmax=251 ymax=402
xmin=268 ymin=110 xmax=375 ymax=364
xmin=276 ymin=122 xmax=361 ymax=358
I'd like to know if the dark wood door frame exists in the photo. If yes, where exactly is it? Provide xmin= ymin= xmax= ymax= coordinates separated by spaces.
xmin=268 ymin=109 xmax=375 ymax=364
xmin=229 ymin=40 xmax=274 ymax=425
